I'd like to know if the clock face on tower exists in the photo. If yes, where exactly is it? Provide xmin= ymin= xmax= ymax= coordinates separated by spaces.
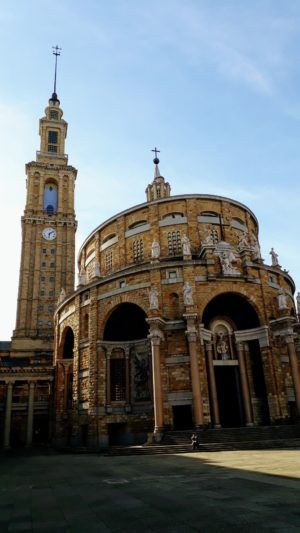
xmin=42 ymin=227 xmax=57 ymax=241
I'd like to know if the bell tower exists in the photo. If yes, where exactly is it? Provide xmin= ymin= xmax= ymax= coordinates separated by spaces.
xmin=11 ymin=49 xmax=77 ymax=357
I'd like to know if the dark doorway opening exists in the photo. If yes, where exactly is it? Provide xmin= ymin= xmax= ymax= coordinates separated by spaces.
xmin=33 ymin=416 xmax=49 ymax=444
xmin=108 ymin=423 xmax=127 ymax=445
xmin=172 ymin=405 xmax=193 ymax=430
xmin=215 ymin=366 xmax=244 ymax=427
xmin=80 ymin=424 xmax=89 ymax=446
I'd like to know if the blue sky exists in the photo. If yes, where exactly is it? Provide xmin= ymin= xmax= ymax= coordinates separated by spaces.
xmin=1 ymin=0 xmax=300 ymax=338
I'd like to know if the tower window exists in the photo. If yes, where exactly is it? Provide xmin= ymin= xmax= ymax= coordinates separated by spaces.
xmin=48 ymin=131 xmax=58 ymax=153
xmin=50 ymin=110 xmax=58 ymax=120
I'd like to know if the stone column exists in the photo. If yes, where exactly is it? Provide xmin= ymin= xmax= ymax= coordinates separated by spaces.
xmin=184 ymin=314 xmax=204 ymax=428
xmin=125 ymin=346 xmax=131 ymax=411
xmin=3 ymin=382 xmax=13 ymax=448
xmin=285 ymin=335 xmax=300 ymax=417
xmin=106 ymin=349 xmax=111 ymax=411
xmin=148 ymin=326 xmax=164 ymax=436
xmin=206 ymin=343 xmax=221 ymax=428
xmin=26 ymin=382 xmax=35 ymax=447
xmin=236 ymin=342 xmax=254 ymax=426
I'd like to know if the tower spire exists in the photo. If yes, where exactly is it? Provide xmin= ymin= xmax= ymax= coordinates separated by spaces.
xmin=151 ymin=146 xmax=161 ymax=179
xmin=52 ymin=45 xmax=62 ymax=101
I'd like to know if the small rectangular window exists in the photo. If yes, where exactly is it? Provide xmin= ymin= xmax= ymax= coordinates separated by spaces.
xmin=50 ymin=262 xmax=55 ymax=267
xmin=42 ymin=248 xmax=47 ymax=254
xmin=49 ymin=290 xmax=54 ymax=296
xmin=41 ymin=276 xmax=45 ymax=282
xmin=38 ymin=305 xmax=44 ymax=311
xmin=40 ymin=290 xmax=45 ymax=296
xmin=48 ymin=321 xmax=52 ymax=326
xmin=168 ymin=271 xmax=177 ymax=279
xmin=51 ymin=249 xmax=55 ymax=255
xmin=49 ymin=277 xmax=55 ymax=282
xmin=119 ymin=280 xmax=126 ymax=288
xmin=50 ymin=110 xmax=58 ymax=120
xmin=41 ymin=262 xmax=46 ymax=267
xmin=48 ymin=131 xmax=58 ymax=144
xmin=38 ymin=320 xmax=43 ymax=326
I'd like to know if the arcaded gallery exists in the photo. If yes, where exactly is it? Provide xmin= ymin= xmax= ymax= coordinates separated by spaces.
xmin=1 ymin=92 xmax=300 ymax=449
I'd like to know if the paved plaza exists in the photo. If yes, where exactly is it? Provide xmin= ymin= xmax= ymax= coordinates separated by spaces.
xmin=0 ymin=449 xmax=300 ymax=532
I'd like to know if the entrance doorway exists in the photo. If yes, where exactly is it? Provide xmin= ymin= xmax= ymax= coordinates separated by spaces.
xmin=172 ymin=405 xmax=193 ymax=430
xmin=108 ymin=423 xmax=127 ymax=445
xmin=215 ymin=366 xmax=244 ymax=427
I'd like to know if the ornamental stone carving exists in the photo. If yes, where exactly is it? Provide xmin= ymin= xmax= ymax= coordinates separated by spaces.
xmin=58 ymin=287 xmax=66 ymax=304
xmin=214 ymin=241 xmax=240 ymax=276
xmin=91 ymin=261 xmax=101 ymax=279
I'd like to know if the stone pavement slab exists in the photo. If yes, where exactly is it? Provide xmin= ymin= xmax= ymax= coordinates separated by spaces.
xmin=0 ymin=450 xmax=299 ymax=532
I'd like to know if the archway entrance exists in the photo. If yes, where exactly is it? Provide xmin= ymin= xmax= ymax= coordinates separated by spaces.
xmin=203 ymin=293 xmax=269 ymax=427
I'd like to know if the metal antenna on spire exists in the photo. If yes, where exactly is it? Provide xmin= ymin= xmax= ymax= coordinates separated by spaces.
xmin=52 ymin=45 xmax=62 ymax=96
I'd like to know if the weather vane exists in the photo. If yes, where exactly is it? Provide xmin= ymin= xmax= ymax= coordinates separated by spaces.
xmin=52 ymin=45 xmax=62 ymax=95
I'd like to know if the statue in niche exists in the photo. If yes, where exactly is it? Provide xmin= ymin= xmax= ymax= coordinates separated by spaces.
xmin=278 ymin=288 xmax=288 ymax=310
xmin=181 ymin=234 xmax=191 ymax=256
xmin=134 ymin=351 xmax=151 ymax=401
xmin=151 ymin=240 xmax=160 ymax=260
xmin=238 ymin=232 xmax=250 ymax=251
xmin=251 ymin=234 xmax=261 ymax=261
xmin=216 ymin=332 xmax=230 ymax=360
xmin=183 ymin=281 xmax=194 ymax=306
xmin=270 ymin=248 xmax=279 ymax=267
xmin=149 ymin=286 xmax=159 ymax=310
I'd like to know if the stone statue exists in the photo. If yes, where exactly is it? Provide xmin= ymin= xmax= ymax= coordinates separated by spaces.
xmin=58 ymin=287 xmax=66 ymax=304
xmin=278 ymin=288 xmax=288 ymax=310
xmin=134 ymin=351 xmax=150 ymax=401
xmin=78 ymin=265 xmax=87 ymax=286
xmin=214 ymin=241 xmax=240 ymax=276
xmin=183 ymin=281 xmax=194 ymax=306
xmin=181 ymin=234 xmax=191 ymax=256
xmin=201 ymin=227 xmax=217 ymax=247
xmin=149 ymin=286 xmax=159 ymax=310
xmin=270 ymin=248 xmax=279 ymax=267
xmin=216 ymin=332 xmax=230 ymax=360
xmin=91 ymin=261 xmax=101 ymax=278
xmin=251 ymin=235 xmax=261 ymax=261
xmin=151 ymin=240 xmax=160 ymax=260
xmin=238 ymin=232 xmax=250 ymax=251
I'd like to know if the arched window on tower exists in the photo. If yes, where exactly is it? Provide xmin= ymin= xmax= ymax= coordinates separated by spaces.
xmin=62 ymin=328 xmax=74 ymax=359
xmin=44 ymin=183 xmax=58 ymax=214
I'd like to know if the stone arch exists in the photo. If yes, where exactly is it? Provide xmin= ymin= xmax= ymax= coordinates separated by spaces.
xmin=59 ymin=326 xmax=75 ymax=359
xmin=202 ymin=292 xmax=269 ymax=427
xmin=202 ymin=292 xmax=260 ymax=330
xmin=103 ymin=303 xmax=148 ymax=341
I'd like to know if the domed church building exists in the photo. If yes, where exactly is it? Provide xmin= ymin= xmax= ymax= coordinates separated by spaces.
xmin=0 ymin=81 xmax=300 ymax=450
xmin=53 ymin=150 xmax=300 ymax=448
